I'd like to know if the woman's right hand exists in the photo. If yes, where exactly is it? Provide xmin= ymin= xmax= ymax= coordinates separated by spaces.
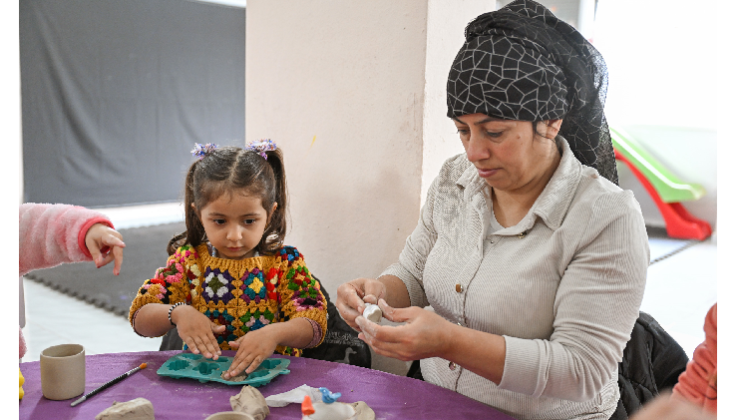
xmin=336 ymin=277 xmax=387 ymax=331
xmin=171 ymin=305 xmax=225 ymax=360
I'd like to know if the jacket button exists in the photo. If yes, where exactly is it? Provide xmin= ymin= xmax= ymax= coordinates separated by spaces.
xmin=455 ymin=284 xmax=463 ymax=293
xmin=449 ymin=361 xmax=457 ymax=370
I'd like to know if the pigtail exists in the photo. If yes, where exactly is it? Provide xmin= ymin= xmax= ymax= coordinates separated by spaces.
xmin=167 ymin=160 xmax=207 ymax=255
xmin=259 ymin=148 xmax=288 ymax=254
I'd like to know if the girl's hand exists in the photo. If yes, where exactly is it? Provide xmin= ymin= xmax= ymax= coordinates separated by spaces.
xmin=336 ymin=277 xmax=387 ymax=332
xmin=171 ymin=305 xmax=225 ymax=360
xmin=85 ymin=223 xmax=126 ymax=276
xmin=223 ymin=329 xmax=277 ymax=379
xmin=631 ymin=394 xmax=716 ymax=420
xmin=355 ymin=298 xmax=452 ymax=361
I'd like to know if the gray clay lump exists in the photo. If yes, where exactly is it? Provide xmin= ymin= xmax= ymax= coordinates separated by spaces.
xmin=230 ymin=385 xmax=270 ymax=420
xmin=95 ymin=398 xmax=155 ymax=420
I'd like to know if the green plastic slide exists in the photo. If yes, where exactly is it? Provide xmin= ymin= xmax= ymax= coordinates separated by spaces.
xmin=610 ymin=126 xmax=705 ymax=203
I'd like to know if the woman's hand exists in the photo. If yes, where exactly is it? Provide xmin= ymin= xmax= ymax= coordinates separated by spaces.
xmin=223 ymin=329 xmax=278 ymax=379
xmin=85 ymin=223 xmax=126 ymax=276
xmin=336 ymin=277 xmax=388 ymax=331
xmin=171 ymin=305 xmax=225 ymax=360
xmin=355 ymin=299 xmax=452 ymax=361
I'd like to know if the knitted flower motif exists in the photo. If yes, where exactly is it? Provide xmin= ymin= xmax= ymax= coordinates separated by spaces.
xmin=248 ymin=277 xmax=265 ymax=295
xmin=246 ymin=139 xmax=277 ymax=160
xmin=165 ymin=273 xmax=182 ymax=284
xmin=191 ymin=143 xmax=218 ymax=160
xmin=279 ymin=246 xmax=300 ymax=262
xmin=204 ymin=271 xmax=230 ymax=299
xmin=243 ymin=317 xmax=256 ymax=329
xmin=294 ymin=296 xmax=323 ymax=312
xmin=190 ymin=264 xmax=201 ymax=278
xmin=143 ymin=283 xmax=165 ymax=300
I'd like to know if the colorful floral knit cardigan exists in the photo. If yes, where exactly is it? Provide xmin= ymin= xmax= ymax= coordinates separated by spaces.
xmin=129 ymin=244 xmax=327 ymax=356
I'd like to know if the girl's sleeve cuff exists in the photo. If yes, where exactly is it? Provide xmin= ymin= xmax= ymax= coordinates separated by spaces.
xmin=303 ymin=318 xmax=323 ymax=349
xmin=77 ymin=217 xmax=115 ymax=259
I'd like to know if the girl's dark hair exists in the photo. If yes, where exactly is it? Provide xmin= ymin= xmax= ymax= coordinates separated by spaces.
xmin=167 ymin=146 xmax=288 ymax=256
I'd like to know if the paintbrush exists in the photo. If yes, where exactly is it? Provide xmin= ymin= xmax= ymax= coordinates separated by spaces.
xmin=70 ymin=363 xmax=147 ymax=407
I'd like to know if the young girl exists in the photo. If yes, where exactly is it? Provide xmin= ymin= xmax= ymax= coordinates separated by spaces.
xmin=129 ymin=141 xmax=327 ymax=380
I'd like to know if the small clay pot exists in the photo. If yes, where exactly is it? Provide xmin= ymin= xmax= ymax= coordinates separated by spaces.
xmin=40 ymin=344 xmax=85 ymax=401
xmin=205 ymin=412 xmax=255 ymax=420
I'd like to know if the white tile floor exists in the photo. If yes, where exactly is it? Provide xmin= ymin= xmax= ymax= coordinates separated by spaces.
xmin=641 ymin=235 xmax=717 ymax=354
xmin=20 ymin=203 xmax=717 ymax=364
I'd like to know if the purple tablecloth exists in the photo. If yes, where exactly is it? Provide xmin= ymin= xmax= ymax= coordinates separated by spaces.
xmin=20 ymin=351 xmax=514 ymax=419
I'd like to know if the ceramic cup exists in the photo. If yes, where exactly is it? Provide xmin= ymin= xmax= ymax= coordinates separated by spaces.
xmin=205 ymin=413 xmax=254 ymax=420
xmin=40 ymin=344 xmax=85 ymax=401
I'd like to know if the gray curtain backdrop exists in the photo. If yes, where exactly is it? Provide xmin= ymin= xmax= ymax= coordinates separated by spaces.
xmin=21 ymin=0 xmax=245 ymax=207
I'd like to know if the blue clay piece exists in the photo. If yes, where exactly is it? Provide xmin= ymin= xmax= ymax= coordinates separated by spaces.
xmin=156 ymin=353 xmax=290 ymax=387
xmin=319 ymin=387 xmax=341 ymax=404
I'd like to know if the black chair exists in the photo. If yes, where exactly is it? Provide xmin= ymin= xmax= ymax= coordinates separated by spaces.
xmin=159 ymin=325 xmax=183 ymax=351
xmin=609 ymin=311 xmax=688 ymax=419
xmin=301 ymin=280 xmax=371 ymax=368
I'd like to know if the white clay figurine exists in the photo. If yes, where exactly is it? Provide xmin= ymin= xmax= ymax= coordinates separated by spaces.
xmin=363 ymin=303 xmax=382 ymax=324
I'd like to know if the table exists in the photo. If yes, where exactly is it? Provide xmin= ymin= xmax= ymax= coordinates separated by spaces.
xmin=20 ymin=351 xmax=514 ymax=419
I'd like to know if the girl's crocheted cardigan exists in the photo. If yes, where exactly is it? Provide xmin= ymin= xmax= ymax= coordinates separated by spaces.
xmin=129 ymin=243 xmax=327 ymax=356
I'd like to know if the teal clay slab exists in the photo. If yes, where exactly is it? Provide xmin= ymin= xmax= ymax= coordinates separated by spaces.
xmin=156 ymin=353 xmax=290 ymax=386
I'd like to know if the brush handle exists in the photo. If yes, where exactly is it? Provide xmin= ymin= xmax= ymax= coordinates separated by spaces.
xmin=87 ymin=366 xmax=140 ymax=397
xmin=70 ymin=366 xmax=141 ymax=407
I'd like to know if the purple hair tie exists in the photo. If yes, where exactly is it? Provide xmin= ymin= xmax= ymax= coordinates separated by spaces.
xmin=191 ymin=143 xmax=218 ymax=160
xmin=246 ymin=139 xmax=277 ymax=160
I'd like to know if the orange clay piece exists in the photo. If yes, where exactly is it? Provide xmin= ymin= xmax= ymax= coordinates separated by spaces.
xmin=301 ymin=395 xmax=315 ymax=415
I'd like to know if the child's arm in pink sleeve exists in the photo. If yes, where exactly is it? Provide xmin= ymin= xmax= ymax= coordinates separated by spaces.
xmin=19 ymin=203 xmax=113 ymax=276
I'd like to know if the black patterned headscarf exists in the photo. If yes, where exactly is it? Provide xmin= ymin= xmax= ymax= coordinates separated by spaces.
xmin=447 ymin=0 xmax=618 ymax=184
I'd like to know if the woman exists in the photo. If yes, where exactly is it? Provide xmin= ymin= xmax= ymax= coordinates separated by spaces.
xmin=335 ymin=1 xmax=648 ymax=419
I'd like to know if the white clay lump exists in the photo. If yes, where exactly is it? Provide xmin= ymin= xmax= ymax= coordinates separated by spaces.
xmin=363 ymin=303 xmax=382 ymax=324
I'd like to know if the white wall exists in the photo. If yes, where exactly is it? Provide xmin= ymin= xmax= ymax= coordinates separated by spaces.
xmin=421 ymin=0 xmax=499 ymax=207
xmin=594 ymin=0 xmax=717 ymax=228
xmin=246 ymin=0 xmax=427 ymax=301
